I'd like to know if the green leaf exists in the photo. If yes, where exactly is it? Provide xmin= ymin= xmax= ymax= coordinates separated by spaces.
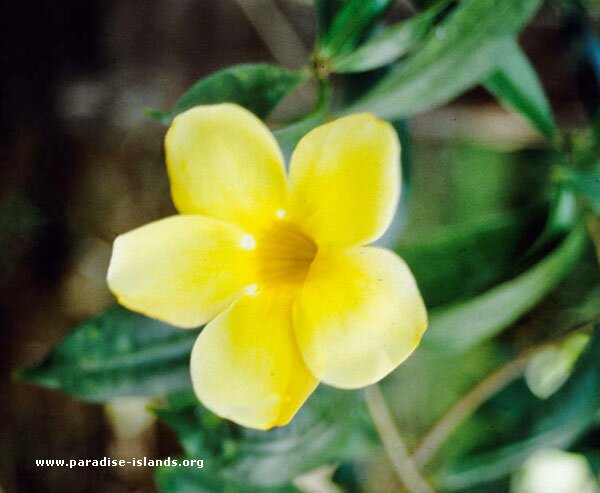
xmin=147 ymin=64 xmax=306 ymax=126
xmin=521 ymin=249 xmax=600 ymax=341
xmin=423 ymin=224 xmax=588 ymax=354
xmin=220 ymin=393 xmax=374 ymax=487
xmin=331 ymin=0 xmax=450 ymax=73
xmin=484 ymin=38 xmax=557 ymax=140
xmin=154 ymin=387 xmax=376 ymax=489
xmin=436 ymin=325 xmax=600 ymax=491
xmin=317 ymin=0 xmax=395 ymax=59
xmin=315 ymin=0 xmax=349 ymax=42
xmin=17 ymin=307 xmax=199 ymax=401
xmin=345 ymin=0 xmax=543 ymax=119
xmin=524 ymin=187 xmax=580 ymax=261
xmin=396 ymin=211 xmax=543 ymax=308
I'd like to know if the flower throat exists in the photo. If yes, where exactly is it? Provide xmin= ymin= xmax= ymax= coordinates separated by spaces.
xmin=250 ymin=216 xmax=317 ymax=287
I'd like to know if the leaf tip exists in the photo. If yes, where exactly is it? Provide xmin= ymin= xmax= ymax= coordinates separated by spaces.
xmin=13 ymin=364 xmax=60 ymax=389
xmin=142 ymin=108 xmax=172 ymax=126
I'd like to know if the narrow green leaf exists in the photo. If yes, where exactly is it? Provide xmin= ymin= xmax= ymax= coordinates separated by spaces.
xmin=147 ymin=64 xmax=306 ymax=126
xmin=524 ymin=187 xmax=579 ymax=261
xmin=520 ymin=248 xmax=600 ymax=341
xmin=315 ymin=0 xmax=349 ymax=42
xmin=437 ymin=325 xmax=600 ymax=491
xmin=484 ymin=38 xmax=557 ymax=139
xmin=331 ymin=0 xmax=450 ymax=73
xmin=154 ymin=388 xmax=375 ymax=489
xmin=396 ymin=211 xmax=542 ymax=308
xmin=423 ymin=224 xmax=588 ymax=354
xmin=318 ymin=0 xmax=395 ymax=58
xmin=346 ymin=0 xmax=543 ymax=119
xmin=17 ymin=307 xmax=199 ymax=401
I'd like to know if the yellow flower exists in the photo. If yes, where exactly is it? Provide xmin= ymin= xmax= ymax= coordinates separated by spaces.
xmin=107 ymin=104 xmax=427 ymax=430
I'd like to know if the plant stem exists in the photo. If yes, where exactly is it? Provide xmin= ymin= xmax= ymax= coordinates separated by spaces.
xmin=412 ymin=324 xmax=593 ymax=469
xmin=411 ymin=352 xmax=532 ymax=469
xmin=364 ymin=385 xmax=435 ymax=493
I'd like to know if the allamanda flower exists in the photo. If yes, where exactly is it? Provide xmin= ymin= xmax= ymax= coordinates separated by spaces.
xmin=107 ymin=103 xmax=427 ymax=430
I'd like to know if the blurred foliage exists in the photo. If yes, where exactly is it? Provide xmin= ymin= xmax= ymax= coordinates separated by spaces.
xmin=330 ymin=1 xmax=451 ymax=73
xmin=315 ymin=0 xmax=395 ymax=59
xmin=17 ymin=0 xmax=600 ymax=492
xmin=146 ymin=64 xmax=306 ymax=126
xmin=17 ymin=307 xmax=199 ymax=401
xmin=436 ymin=325 xmax=600 ymax=491
xmin=344 ymin=0 xmax=545 ymax=120
xmin=154 ymin=387 xmax=376 ymax=491
xmin=423 ymin=224 xmax=587 ymax=354
xmin=396 ymin=211 xmax=544 ymax=308
xmin=484 ymin=38 xmax=557 ymax=140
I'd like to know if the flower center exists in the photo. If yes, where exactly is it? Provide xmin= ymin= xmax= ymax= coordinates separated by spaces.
xmin=249 ymin=216 xmax=317 ymax=288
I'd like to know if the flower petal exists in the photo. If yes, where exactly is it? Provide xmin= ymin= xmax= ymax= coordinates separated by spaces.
xmin=107 ymin=215 xmax=254 ymax=328
xmin=293 ymin=246 xmax=427 ymax=388
xmin=191 ymin=290 xmax=318 ymax=430
xmin=165 ymin=104 xmax=287 ymax=231
xmin=288 ymin=113 xmax=400 ymax=246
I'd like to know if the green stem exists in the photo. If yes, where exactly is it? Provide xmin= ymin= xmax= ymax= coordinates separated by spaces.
xmin=364 ymin=385 xmax=435 ymax=493
xmin=411 ymin=352 xmax=531 ymax=469
xmin=412 ymin=324 xmax=594 ymax=469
